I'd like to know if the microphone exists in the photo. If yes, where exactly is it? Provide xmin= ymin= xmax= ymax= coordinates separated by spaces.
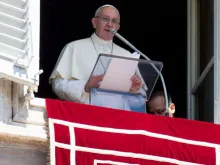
xmin=109 ymin=28 xmax=169 ymax=114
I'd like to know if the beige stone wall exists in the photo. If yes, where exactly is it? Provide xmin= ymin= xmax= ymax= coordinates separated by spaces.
xmin=0 ymin=78 xmax=48 ymax=165
xmin=0 ymin=146 xmax=47 ymax=165
xmin=0 ymin=79 xmax=12 ymax=123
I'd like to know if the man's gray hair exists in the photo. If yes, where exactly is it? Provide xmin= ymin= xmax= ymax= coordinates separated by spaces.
xmin=94 ymin=4 xmax=120 ymax=17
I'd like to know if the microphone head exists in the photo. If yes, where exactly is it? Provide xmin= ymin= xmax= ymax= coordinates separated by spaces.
xmin=109 ymin=28 xmax=117 ymax=34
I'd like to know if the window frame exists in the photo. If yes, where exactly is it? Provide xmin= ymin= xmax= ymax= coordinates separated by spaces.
xmin=187 ymin=0 xmax=220 ymax=124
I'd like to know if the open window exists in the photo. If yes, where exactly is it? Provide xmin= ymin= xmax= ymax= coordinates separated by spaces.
xmin=187 ymin=0 xmax=220 ymax=124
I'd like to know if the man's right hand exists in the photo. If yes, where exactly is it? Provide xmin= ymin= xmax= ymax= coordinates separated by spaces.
xmin=84 ymin=74 xmax=104 ymax=93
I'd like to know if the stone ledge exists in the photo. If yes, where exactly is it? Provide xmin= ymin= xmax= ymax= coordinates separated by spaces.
xmin=13 ymin=97 xmax=47 ymax=126
xmin=0 ymin=122 xmax=48 ymax=152
xmin=30 ymin=97 xmax=46 ymax=108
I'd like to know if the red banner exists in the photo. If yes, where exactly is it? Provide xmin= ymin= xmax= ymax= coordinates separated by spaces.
xmin=46 ymin=98 xmax=220 ymax=165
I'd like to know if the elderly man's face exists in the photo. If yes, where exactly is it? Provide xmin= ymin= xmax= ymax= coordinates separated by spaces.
xmin=92 ymin=7 xmax=120 ymax=40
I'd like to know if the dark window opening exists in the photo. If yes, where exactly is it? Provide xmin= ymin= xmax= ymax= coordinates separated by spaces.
xmin=37 ymin=0 xmax=187 ymax=118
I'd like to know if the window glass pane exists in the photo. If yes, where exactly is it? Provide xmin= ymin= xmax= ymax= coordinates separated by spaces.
xmin=199 ymin=0 xmax=214 ymax=72
xmin=194 ymin=0 xmax=214 ymax=122
xmin=197 ymin=67 xmax=214 ymax=122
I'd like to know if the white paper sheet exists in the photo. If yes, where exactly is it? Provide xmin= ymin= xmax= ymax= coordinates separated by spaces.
xmin=99 ymin=52 xmax=140 ymax=92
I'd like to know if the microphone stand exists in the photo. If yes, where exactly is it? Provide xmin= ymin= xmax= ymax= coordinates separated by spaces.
xmin=110 ymin=28 xmax=169 ymax=115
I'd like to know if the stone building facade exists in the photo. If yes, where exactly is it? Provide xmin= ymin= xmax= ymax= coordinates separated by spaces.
xmin=0 ymin=0 xmax=48 ymax=164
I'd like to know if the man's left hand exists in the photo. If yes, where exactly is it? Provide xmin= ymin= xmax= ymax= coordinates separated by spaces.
xmin=130 ymin=75 xmax=142 ymax=92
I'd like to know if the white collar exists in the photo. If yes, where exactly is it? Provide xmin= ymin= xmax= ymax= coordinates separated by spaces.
xmin=91 ymin=32 xmax=113 ymax=46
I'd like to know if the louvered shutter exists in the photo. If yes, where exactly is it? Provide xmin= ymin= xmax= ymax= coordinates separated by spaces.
xmin=0 ymin=0 xmax=41 ymax=91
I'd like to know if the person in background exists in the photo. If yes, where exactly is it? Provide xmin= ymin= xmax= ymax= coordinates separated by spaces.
xmin=146 ymin=90 xmax=175 ymax=117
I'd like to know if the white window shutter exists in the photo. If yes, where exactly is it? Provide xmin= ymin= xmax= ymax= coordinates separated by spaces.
xmin=0 ymin=0 xmax=41 ymax=92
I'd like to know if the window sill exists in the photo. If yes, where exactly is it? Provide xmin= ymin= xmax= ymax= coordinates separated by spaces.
xmin=13 ymin=97 xmax=47 ymax=126
xmin=0 ymin=97 xmax=48 ymax=151
xmin=0 ymin=121 xmax=48 ymax=152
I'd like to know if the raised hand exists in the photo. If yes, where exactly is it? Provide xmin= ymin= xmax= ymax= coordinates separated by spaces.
xmin=85 ymin=74 xmax=104 ymax=93
xmin=130 ymin=74 xmax=142 ymax=92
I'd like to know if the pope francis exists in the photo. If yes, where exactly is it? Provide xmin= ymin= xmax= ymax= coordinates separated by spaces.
xmin=49 ymin=4 xmax=147 ymax=111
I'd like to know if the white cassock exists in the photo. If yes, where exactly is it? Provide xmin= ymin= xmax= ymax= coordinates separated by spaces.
xmin=49 ymin=32 xmax=147 ymax=111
